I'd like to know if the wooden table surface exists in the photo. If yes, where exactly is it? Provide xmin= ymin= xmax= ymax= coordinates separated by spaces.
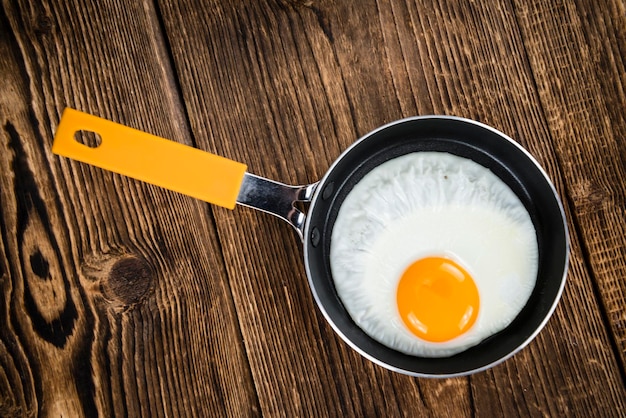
xmin=1 ymin=0 xmax=625 ymax=416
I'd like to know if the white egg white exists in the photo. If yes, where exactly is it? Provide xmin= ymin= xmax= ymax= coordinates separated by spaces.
xmin=330 ymin=152 xmax=538 ymax=358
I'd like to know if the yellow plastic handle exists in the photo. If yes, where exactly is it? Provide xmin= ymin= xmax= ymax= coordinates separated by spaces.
xmin=53 ymin=108 xmax=247 ymax=209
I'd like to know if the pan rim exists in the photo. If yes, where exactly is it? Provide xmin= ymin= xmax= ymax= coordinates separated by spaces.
xmin=302 ymin=115 xmax=570 ymax=377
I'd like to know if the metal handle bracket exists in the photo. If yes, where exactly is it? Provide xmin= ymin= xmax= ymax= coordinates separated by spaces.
xmin=236 ymin=173 xmax=318 ymax=241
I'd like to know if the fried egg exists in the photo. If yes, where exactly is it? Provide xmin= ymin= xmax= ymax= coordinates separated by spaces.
xmin=330 ymin=152 xmax=538 ymax=357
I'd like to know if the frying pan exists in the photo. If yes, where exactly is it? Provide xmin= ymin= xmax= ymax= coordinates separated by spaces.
xmin=53 ymin=108 xmax=569 ymax=377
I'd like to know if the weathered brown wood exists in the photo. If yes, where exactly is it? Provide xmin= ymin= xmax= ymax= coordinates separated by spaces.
xmin=514 ymin=0 xmax=626 ymax=368
xmin=0 ymin=0 xmax=258 ymax=416
xmin=1 ymin=0 xmax=625 ymax=416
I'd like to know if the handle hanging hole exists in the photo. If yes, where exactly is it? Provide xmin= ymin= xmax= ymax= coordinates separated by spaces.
xmin=74 ymin=130 xmax=102 ymax=148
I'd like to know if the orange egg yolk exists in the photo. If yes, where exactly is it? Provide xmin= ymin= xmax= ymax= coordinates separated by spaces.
xmin=396 ymin=256 xmax=479 ymax=343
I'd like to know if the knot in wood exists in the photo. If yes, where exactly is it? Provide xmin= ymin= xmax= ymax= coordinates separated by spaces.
xmin=105 ymin=256 xmax=153 ymax=307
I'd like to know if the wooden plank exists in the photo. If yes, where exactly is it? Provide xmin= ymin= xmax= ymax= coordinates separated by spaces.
xmin=513 ymin=0 xmax=626 ymax=368
xmin=157 ymin=0 xmax=625 ymax=416
xmin=0 ymin=1 xmax=258 ymax=416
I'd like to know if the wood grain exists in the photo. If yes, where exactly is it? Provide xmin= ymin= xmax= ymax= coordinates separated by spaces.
xmin=1 ymin=0 xmax=625 ymax=416
xmin=0 ymin=0 xmax=257 ymax=416
xmin=514 ymin=0 xmax=626 ymax=369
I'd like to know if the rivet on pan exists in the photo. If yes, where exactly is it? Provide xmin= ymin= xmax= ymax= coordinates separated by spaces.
xmin=311 ymin=227 xmax=321 ymax=247
xmin=322 ymin=182 xmax=334 ymax=200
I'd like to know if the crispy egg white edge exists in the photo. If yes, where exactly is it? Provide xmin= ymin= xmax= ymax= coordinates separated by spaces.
xmin=329 ymin=152 xmax=539 ymax=358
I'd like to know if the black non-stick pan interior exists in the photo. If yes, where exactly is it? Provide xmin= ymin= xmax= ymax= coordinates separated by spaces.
xmin=304 ymin=117 xmax=568 ymax=376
